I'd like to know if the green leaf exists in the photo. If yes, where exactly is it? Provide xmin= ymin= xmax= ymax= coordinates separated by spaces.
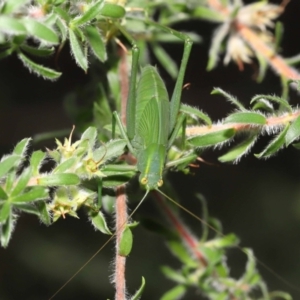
xmin=53 ymin=7 xmax=71 ymax=22
xmin=55 ymin=17 xmax=68 ymax=42
xmin=90 ymin=211 xmax=112 ymax=234
xmin=269 ymin=291 xmax=293 ymax=300
xmin=256 ymin=54 xmax=268 ymax=83
xmin=285 ymin=53 xmax=300 ymax=66
xmin=85 ymin=25 xmax=106 ymax=62
xmin=275 ymin=21 xmax=284 ymax=51
xmin=212 ymin=88 xmax=246 ymax=110
xmin=118 ymin=226 xmax=133 ymax=256
xmin=13 ymin=138 xmax=31 ymax=156
xmin=11 ymin=167 xmax=32 ymax=197
xmin=180 ymin=104 xmax=212 ymax=126
xmin=21 ymin=18 xmax=59 ymax=44
xmin=193 ymin=6 xmax=226 ymax=22
xmin=201 ymin=246 xmax=223 ymax=265
xmin=160 ymin=266 xmax=186 ymax=283
xmin=0 ymin=186 xmax=8 ymax=200
xmin=250 ymin=95 xmax=291 ymax=113
xmin=167 ymin=239 xmax=196 ymax=266
xmin=285 ymin=115 xmax=300 ymax=146
xmin=255 ymin=125 xmax=289 ymax=158
xmin=18 ymin=52 xmax=62 ymax=80
xmin=0 ymin=16 xmax=27 ymax=35
xmin=160 ymin=285 xmax=187 ymax=300
xmin=205 ymin=233 xmax=239 ymax=248
xmin=36 ymin=200 xmax=51 ymax=225
xmin=0 ymin=48 xmax=13 ymax=59
xmin=0 ymin=213 xmax=14 ymax=247
xmin=69 ymin=28 xmax=88 ymax=71
xmin=11 ymin=186 xmax=48 ymax=202
xmin=100 ymin=2 xmax=125 ymax=18
xmin=93 ymin=139 xmax=126 ymax=162
xmin=15 ymin=203 xmax=40 ymax=215
xmin=251 ymin=98 xmax=274 ymax=112
xmin=293 ymin=142 xmax=300 ymax=149
xmin=188 ymin=128 xmax=235 ymax=147
xmin=5 ymin=172 xmax=15 ymax=194
xmin=151 ymin=42 xmax=177 ymax=79
xmin=131 ymin=277 xmax=145 ymax=300
xmin=241 ymin=248 xmax=259 ymax=283
xmin=71 ymin=0 xmax=105 ymax=26
xmin=224 ymin=112 xmax=266 ymax=125
xmin=218 ymin=133 xmax=257 ymax=162
xmin=2 ymin=0 xmax=29 ymax=14
xmin=20 ymin=44 xmax=55 ymax=57
xmin=0 ymin=155 xmax=21 ymax=178
xmin=30 ymin=150 xmax=47 ymax=175
xmin=207 ymin=23 xmax=230 ymax=71
xmin=0 ymin=202 xmax=11 ymax=223
xmin=53 ymin=157 xmax=76 ymax=173
xmin=101 ymin=165 xmax=136 ymax=188
xmin=37 ymin=173 xmax=80 ymax=186
xmin=81 ymin=126 xmax=97 ymax=149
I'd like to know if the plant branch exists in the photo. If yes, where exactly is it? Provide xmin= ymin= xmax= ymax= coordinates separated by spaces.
xmin=206 ymin=0 xmax=300 ymax=80
xmin=114 ymin=185 xmax=128 ymax=300
xmin=113 ymin=46 xmax=130 ymax=300
xmin=186 ymin=109 xmax=300 ymax=137
xmin=153 ymin=191 xmax=207 ymax=267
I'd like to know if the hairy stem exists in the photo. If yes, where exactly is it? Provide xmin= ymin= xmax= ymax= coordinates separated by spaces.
xmin=114 ymin=47 xmax=130 ymax=300
xmin=186 ymin=109 xmax=300 ymax=137
xmin=114 ymin=185 xmax=128 ymax=300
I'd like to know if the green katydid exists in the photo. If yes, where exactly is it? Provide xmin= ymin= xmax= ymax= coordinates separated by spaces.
xmin=113 ymin=22 xmax=195 ymax=194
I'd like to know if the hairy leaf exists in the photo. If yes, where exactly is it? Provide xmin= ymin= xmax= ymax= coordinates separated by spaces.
xmin=0 ymin=16 xmax=26 ymax=35
xmin=180 ymin=104 xmax=212 ymax=125
xmin=212 ymin=88 xmax=246 ymax=110
xmin=255 ymin=125 xmax=289 ymax=158
xmin=118 ymin=226 xmax=133 ymax=256
xmin=22 ymin=19 xmax=59 ymax=44
xmin=188 ymin=128 xmax=235 ymax=147
xmin=85 ymin=25 xmax=106 ymax=62
xmin=90 ymin=211 xmax=112 ymax=234
xmin=18 ymin=52 xmax=62 ymax=79
xmin=285 ymin=115 xmax=300 ymax=146
xmin=219 ymin=134 xmax=257 ymax=162
xmin=69 ymin=28 xmax=88 ymax=71
xmin=224 ymin=112 xmax=266 ymax=125
xmin=37 ymin=173 xmax=80 ymax=186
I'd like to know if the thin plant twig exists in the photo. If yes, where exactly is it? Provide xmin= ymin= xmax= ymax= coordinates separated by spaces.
xmin=114 ymin=185 xmax=128 ymax=300
xmin=114 ymin=46 xmax=130 ymax=300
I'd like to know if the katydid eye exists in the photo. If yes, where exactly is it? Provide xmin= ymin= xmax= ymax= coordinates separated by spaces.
xmin=141 ymin=177 xmax=148 ymax=185
xmin=157 ymin=179 xmax=163 ymax=187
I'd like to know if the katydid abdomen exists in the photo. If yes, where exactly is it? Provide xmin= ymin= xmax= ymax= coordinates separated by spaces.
xmin=130 ymin=65 xmax=170 ymax=190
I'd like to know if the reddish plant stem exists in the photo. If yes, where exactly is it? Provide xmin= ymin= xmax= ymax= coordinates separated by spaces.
xmin=115 ymin=185 xmax=128 ymax=300
xmin=186 ymin=109 xmax=300 ymax=137
xmin=153 ymin=191 xmax=207 ymax=267
xmin=114 ymin=47 xmax=130 ymax=300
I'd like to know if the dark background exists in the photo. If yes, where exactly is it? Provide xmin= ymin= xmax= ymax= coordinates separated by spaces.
xmin=1 ymin=0 xmax=300 ymax=299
